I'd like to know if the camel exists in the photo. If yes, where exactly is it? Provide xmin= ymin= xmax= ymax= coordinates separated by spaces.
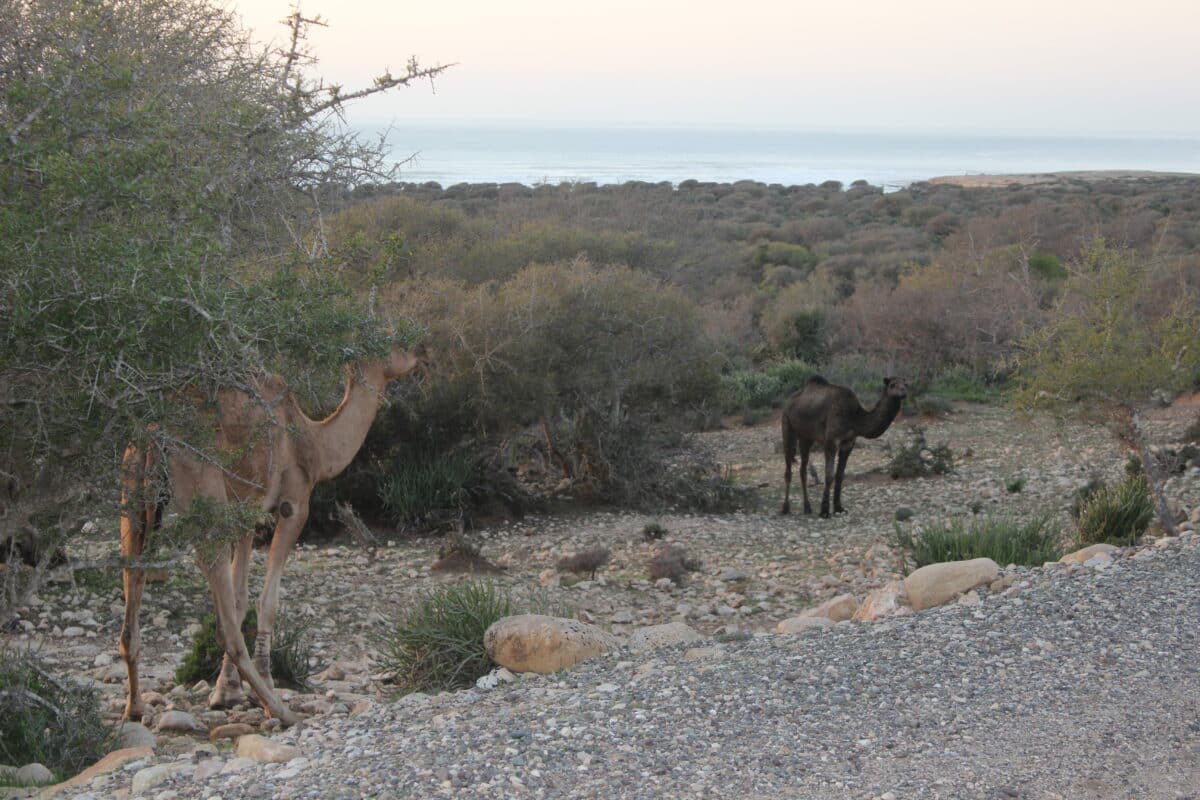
xmin=119 ymin=345 xmax=427 ymax=727
xmin=781 ymin=375 xmax=908 ymax=518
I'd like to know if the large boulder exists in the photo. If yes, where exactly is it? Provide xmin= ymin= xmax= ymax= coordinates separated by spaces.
xmin=236 ymin=734 xmax=301 ymax=763
xmin=775 ymin=615 xmax=833 ymax=634
xmin=628 ymin=622 xmax=704 ymax=652
xmin=799 ymin=594 xmax=858 ymax=622
xmin=1059 ymin=543 xmax=1119 ymax=565
xmin=484 ymin=614 xmax=618 ymax=673
xmin=904 ymin=558 xmax=999 ymax=611
xmin=852 ymin=581 xmax=908 ymax=621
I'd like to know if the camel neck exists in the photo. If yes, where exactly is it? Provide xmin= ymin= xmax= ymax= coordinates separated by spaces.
xmin=309 ymin=362 xmax=387 ymax=481
xmin=855 ymin=393 xmax=902 ymax=439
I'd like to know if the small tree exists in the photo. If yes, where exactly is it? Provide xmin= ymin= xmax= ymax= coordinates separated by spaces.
xmin=1013 ymin=242 xmax=1199 ymax=536
xmin=0 ymin=0 xmax=447 ymax=623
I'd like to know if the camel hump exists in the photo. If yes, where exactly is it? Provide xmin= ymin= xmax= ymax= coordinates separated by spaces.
xmin=807 ymin=375 xmax=830 ymax=386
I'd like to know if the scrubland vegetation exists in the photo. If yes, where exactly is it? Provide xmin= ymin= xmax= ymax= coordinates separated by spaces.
xmin=320 ymin=175 xmax=1200 ymax=528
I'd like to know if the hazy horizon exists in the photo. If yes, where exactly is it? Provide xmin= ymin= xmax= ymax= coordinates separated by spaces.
xmin=231 ymin=0 xmax=1200 ymax=141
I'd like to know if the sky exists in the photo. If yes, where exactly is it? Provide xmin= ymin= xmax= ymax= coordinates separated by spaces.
xmin=230 ymin=0 xmax=1200 ymax=137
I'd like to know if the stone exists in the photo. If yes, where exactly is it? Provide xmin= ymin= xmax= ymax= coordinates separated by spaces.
xmin=475 ymin=667 xmax=517 ymax=689
xmin=236 ymin=734 xmax=301 ymax=763
xmin=316 ymin=663 xmax=346 ymax=682
xmin=852 ymin=581 xmax=908 ymax=621
xmin=154 ymin=711 xmax=200 ymax=734
xmin=94 ymin=653 xmax=113 ymax=668
xmin=1059 ymin=543 xmax=1119 ymax=565
xmin=775 ymin=615 xmax=833 ymax=634
xmin=799 ymin=593 xmax=858 ymax=622
xmin=61 ymin=626 xmax=85 ymax=637
xmin=628 ymin=622 xmax=704 ymax=652
xmin=682 ymin=646 xmax=726 ymax=661
xmin=718 ymin=567 xmax=747 ymax=582
xmin=904 ymin=558 xmax=999 ymax=611
xmin=116 ymin=721 xmax=157 ymax=750
xmin=35 ymin=747 xmax=153 ymax=798
xmin=219 ymin=757 xmax=257 ymax=774
xmin=194 ymin=758 xmax=223 ymax=781
xmin=484 ymin=615 xmax=618 ymax=674
xmin=131 ymin=763 xmax=187 ymax=795
xmin=14 ymin=763 xmax=53 ymax=786
xmin=209 ymin=723 xmax=256 ymax=742
xmin=989 ymin=574 xmax=1018 ymax=593
xmin=894 ymin=507 xmax=915 ymax=522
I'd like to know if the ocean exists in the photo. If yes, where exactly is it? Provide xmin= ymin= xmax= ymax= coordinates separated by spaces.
xmin=378 ymin=126 xmax=1200 ymax=189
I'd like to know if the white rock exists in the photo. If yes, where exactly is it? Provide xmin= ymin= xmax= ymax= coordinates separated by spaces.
xmin=1059 ymin=543 xmax=1119 ymax=565
xmin=236 ymin=735 xmax=301 ymax=763
xmin=904 ymin=559 xmax=999 ymax=611
xmin=475 ymin=667 xmax=517 ymax=690
xmin=154 ymin=710 xmax=200 ymax=734
xmin=14 ymin=763 xmax=54 ymax=786
xmin=62 ymin=626 xmax=85 ymax=637
xmin=628 ymin=622 xmax=704 ymax=652
xmin=776 ymin=615 xmax=833 ymax=634
xmin=853 ymin=581 xmax=908 ymax=621
xmin=131 ymin=763 xmax=186 ymax=795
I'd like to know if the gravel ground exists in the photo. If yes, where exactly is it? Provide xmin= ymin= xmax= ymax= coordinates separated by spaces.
xmin=10 ymin=401 xmax=1200 ymax=799
xmin=56 ymin=535 xmax=1200 ymax=800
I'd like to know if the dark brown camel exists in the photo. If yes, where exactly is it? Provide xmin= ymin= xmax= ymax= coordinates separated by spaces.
xmin=781 ymin=375 xmax=908 ymax=518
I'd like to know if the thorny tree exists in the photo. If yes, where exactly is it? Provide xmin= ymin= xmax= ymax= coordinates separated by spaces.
xmin=0 ymin=0 xmax=447 ymax=623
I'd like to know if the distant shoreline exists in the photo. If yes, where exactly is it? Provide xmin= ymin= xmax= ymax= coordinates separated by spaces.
xmin=928 ymin=170 xmax=1199 ymax=187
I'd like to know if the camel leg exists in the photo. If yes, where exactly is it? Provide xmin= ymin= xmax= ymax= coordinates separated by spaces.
xmin=799 ymin=441 xmax=814 ymax=515
xmin=833 ymin=444 xmax=853 ymax=514
xmin=118 ymin=448 xmax=151 ymax=721
xmin=199 ymin=548 xmax=297 ymax=727
xmin=781 ymin=417 xmax=795 ymax=515
xmin=253 ymin=495 xmax=309 ymax=687
xmin=820 ymin=446 xmax=836 ymax=518
xmin=209 ymin=533 xmax=254 ymax=709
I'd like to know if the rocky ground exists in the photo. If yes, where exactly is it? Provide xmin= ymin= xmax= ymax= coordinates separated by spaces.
xmin=4 ymin=400 xmax=1200 ymax=799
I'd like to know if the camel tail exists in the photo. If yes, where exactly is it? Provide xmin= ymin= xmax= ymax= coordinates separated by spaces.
xmin=807 ymin=374 xmax=830 ymax=386
xmin=781 ymin=414 xmax=796 ymax=465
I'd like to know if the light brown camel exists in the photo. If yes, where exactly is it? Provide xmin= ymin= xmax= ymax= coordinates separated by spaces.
xmin=781 ymin=375 xmax=908 ymax=518
xmin=119 ymin=345 xmax=427 ymax=727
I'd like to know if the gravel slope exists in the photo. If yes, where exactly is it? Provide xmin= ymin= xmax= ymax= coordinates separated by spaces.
xmin=62 ymin=536 xmax=1200 ymax=800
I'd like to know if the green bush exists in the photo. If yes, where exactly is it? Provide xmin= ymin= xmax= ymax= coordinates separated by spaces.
xmin=0 ymin=649 xmax=114 ymax=782
xmin=1070 ymin=477 xmax=1107 ymax=520
xmin=374 ymin=580 xmax=516 ymax=693
xmin=892 ymin=515 xmax=1062 ymax=570
xmin=175 ymin=610 xmax=313 ymax=691
xmin=1028 ymin=252 xmax=1067 ymax=281
xmin=1075 ymin=474 xmax=1154 ymax=547
xmin=379 ymin=450 xmax=478 ymax=530
xmin=719 ymin=360 xmax=816 ymax=413
xmin=1005 ymin=476 xmax=1026 ymax=493
xmin=885 ymin=426 xmax=954 ymax=478
xmin=927 ymin=366 xmax=1001 ymax=403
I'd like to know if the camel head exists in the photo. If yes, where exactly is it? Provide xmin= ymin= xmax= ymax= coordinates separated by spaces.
xmin=383 ymin=343 xmax=432 ymax=380
xmin=883 ymin=376 xmax=909 ymax=399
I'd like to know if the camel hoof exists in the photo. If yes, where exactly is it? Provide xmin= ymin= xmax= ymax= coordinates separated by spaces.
xmin=819 ymin=509 xmax=831 ymax=519
xmin=208 ymin=688 xmax=247 ymax=710
xmin=122 ymin=705 xmax=145 ymax=723
xmin=276 ymin=708 xmax=301 ymax=728
xmin=780 ymin=504 xmax=790 ymax=516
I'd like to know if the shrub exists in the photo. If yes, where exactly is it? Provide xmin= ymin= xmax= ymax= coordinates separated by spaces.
xmin=1070 ymin=478 xmax=1107 ymax=519
xmin=885 ymin=426 xmax=954 ymax=478
xmin=719 ymin=360 xmax=817 ymax=413
xmin=0 ymin=649 xmax=115 ymax=782
xmin=648 ymin=545 xmax=702 ymax=583
xmin=927 ymin=366 xmax=1001 ymax=403
xmin=1075 ymin=474 xmax=1154 ymax=547
xmin=175 ymin=610 xmax=313 ymax=691
xmin=556 ymin=547 xmax=611 ymax=579
xmin=1005 ymin=476 xmax=1026 ymax=493
xmin=1028 ymin=253 xmax=1067 ymax=281
xmin=892 ymin=515 xmax=1062 ymax=570
xmin=374 ymin=580 xmax=516 ymax=693
xmin=378 ymin=450 xmax=478 ymax=530
xmin=641 ymin=522 xmax=668 ymax=541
